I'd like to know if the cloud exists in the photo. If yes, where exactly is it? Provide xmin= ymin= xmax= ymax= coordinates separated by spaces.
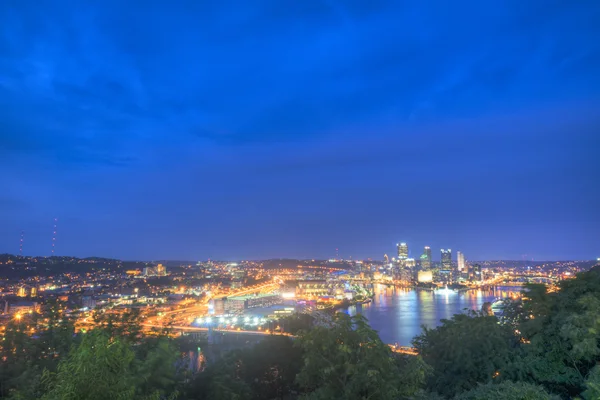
xmin=2 ymin=0 xmax=599 ymax=160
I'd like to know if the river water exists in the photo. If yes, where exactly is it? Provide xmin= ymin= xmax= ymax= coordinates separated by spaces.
xmin=345 ymin=285 xmax=521 ymax=346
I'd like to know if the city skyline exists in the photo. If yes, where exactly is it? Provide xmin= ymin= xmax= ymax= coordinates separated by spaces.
xmin=0 ymin=223 xmax=598 ymax=262
xmin=1 ymin=1 xmax=599 ymax=260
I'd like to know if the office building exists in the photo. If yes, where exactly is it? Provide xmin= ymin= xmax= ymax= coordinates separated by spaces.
xmin=417 ymin=270 xmax=433 ymax=283
xmin=441 ymin=249 xmax=452 ymax=271
xmin=209 ymin=298 xmax=226 ymax=315
xmin=420 ymin=246 xmax=432 ymax=270
xmin=457 ymin=251 xmax=465 ymax=272
xmin=397 ymin=243 xmax=408 ymax=260
xmin=143 ymin=263 xmax=167 ymax=277
xmin=469 ymin=264 xmax=482 ymax=282
xmin=82 ymin=295 xmax=96 ymax=310
xmin=5 ymin=301 xmax=39 ymax=315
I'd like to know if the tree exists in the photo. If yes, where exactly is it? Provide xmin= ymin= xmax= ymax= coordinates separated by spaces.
xmin=413 ymin=312 xmax=516 ymax=397
xmin=39 ymin=331 xmax=179 ymax=400
xmin=581 ymin=365 xmax=600 ymax=400
xmin=134 ymin=337 xmax=181 ymax=399
xmin=0 ymin=319 xmax=39 ymax=398
xmin=279 ymin=313 xmax=315 ymax=335
xmin=40 ymin=331 xmax=137 ymax=400
xmin=295 ymin=313 xmax=423 ymax=399
xmin=185 ymin=335 xmax=302 ymax=400
xmin=506 ymin=266 xmax=600 ymax=398
xmin=185 ymin=349 xmax=253 ymax=400
xmin=454 ymin=381 xmax=558 ymax=400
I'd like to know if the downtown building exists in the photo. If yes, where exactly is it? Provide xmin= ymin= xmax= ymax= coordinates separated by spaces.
xmin=456 ymin=251 xmax=467 ymax=281
xmin=396 ymin=242 xmax=414 ymax=283
xmin=418 ymin=246 xmax=433 ymax=283
xmin=439 ymin=249 xmax=453 ymax=283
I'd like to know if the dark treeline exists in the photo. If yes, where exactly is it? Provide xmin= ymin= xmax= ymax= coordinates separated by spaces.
xmin=1 ymin=265 xmax=599 ymax=399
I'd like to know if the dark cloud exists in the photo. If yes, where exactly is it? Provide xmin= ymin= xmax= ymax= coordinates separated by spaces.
xmin=0 ymin=0 xmax=599 ymax=259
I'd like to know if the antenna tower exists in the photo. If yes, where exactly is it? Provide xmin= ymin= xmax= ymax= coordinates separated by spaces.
xmin=51 ymin=218 xmax=58 ymax=256
xmin=19 ymin=231 xmax=24 ymax=256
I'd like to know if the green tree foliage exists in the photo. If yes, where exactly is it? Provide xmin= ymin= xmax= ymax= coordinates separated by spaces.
xmin=507 ymin=266 xmax=600 ymax=397
xmin=0 ymin=320 xmax=36 ymax=397
xmin=295 ymin=313 xmax=424 ymax=400
xmin=39 ymin=330 xmax=179 ymax=400
xmin=134 ymin=337 xmax=181 ymax=399
xmin=40 ymin=331 xmax=137 ymax=400
xmin=279 ymin=313 xmax=315 ymax=335
xmin=454 ymin=381 xmax=558 ymax=400
xmin=413 ymin=312 xmax=515 ymax=397
xmin=186 ymin=335 xmax=303 ymax=400
xmin=581 ymin=365 xmax=600 ymax=400
xmin=0 ymin=300 xmax=78 ymax=399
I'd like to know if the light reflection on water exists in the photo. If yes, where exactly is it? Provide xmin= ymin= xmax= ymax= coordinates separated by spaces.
xmin=345 ymin=285 xmax=521 ymax=346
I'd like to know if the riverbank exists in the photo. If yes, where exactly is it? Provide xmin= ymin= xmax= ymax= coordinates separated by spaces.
xmin=348 ymin=285 xmax=523 ymax=346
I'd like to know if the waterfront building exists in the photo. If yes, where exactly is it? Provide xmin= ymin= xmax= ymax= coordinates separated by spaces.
xmin=225 ymin=293 xmax=283 ymax=313
xmin=209 ymin=298 xmax=226 ymax=315
xmin=457 ymin=251 xmax=465 ymax=272
xmin=295 ymin=280 xmax=344 ymax=298
xmin=224 ymin=297 xmax=246 ymax=313
xmin=417 ymin=270 xmax=433 ymax=283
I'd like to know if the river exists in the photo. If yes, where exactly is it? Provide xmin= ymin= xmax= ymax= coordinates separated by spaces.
xmin=345 ymin=285 xmax=521 ymax=346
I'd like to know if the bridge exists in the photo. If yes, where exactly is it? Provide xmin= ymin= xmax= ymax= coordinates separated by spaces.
xmin=154 ymin=323 xmax=419 ymax=356
xmin=498 ymin=274 xmax=559 ymax=286
xmin=389 ymin=344 xmax=419 ymax=356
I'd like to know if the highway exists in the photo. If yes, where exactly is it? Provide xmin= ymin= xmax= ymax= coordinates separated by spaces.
xmin=142 ymin=281 xmax=281 ymax=329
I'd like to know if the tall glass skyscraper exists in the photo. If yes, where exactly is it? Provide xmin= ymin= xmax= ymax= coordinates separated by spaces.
xmin=420 ymin=246 xmax=432 ymax=269
xmin=397 ymin=242 xmax=408 ymax=260
xmin=441 ymin=249 xmax=452 ymax=270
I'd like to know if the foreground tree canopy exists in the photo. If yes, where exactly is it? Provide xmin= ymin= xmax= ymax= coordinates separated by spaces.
xmin=1 ymin=265 xmax=598 ymax=399
xmin=413 ymin=311 xmax=516 ymax=397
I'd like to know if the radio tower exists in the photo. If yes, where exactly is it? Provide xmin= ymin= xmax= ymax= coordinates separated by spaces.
xmin=51 ymin=218 xmax=58 ymax=256
xmin=19 ymin=231 xmax=24 ymax=256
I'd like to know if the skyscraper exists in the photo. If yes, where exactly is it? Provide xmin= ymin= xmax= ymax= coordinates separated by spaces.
xmin=457 ymin=251 xmax=465 ymax=272
xmin=420 ymin=246 xmax=432 ymax=270
xmin=397 ymin=242 xmax=408 ymax=260
xmin=441 ymin=249 xmax=452 ymax=270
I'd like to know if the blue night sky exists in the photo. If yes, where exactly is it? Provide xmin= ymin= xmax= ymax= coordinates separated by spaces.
xmin=1 ymin=1 xmax=599 ymax=261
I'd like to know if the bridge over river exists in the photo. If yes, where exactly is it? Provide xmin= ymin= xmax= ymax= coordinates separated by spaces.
xmin=160 ymin=324 xmax=419 ymax=356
